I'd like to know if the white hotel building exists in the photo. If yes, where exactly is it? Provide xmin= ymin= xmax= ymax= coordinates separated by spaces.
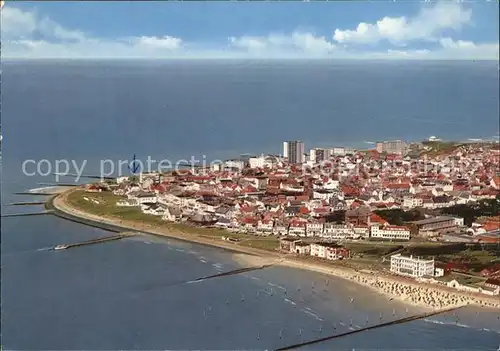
xmin=370 ymin=224 xmax=411 ymax=241
xmin=390 ymin=254 xmax=435 ymax=278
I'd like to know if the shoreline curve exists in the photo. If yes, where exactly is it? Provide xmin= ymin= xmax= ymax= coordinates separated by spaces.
xmin=48 ymin=188 xmax=500 ymax=311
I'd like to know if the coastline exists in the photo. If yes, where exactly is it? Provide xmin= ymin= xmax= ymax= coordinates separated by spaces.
xmin=50 ymin=189 xmax=500 ymax=311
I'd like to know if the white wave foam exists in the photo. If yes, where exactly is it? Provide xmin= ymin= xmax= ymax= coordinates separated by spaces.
xmin=302 ymin=308 xmax=323 ymax=321
xmin=268 ymin=282 xmax=285 ymax=290
xmin=29 ymin=186 xmax=56 ymax=193
xmin=424 ymin=319 xmax=470 ymax=329
xmin=424 ymin=319 xmax=500 ymax=334
xmin=284 ymin=298 xmax=297 ymax=306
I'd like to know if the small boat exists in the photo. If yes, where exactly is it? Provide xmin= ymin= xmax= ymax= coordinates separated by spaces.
xmin=54 ymin=244 xmax=69 ymax=251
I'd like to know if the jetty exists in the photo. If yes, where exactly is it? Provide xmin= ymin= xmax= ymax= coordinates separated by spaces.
xmin=37 ymin=182 xmax=80 ymax=187
xmin=8 ymin=201 xmax=47 ymax=206
xmin=53 ymin=173 xmax=115 ymax=180
xmin=13 ymin=192 xmax=54 ymax=196
xmin=275 ymin=305 xmax=466 ymax=350
xmin=52 ymin=232 xmax=136 ymax=251
xmin=189 ymin=262 xmax=277 ymax=283
xmin=2 ymin=210 xmax=53 ymax=218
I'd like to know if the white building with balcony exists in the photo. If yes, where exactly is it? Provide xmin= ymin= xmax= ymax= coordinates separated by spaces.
xmin=390 ymin=254 xmax=435 ymax=278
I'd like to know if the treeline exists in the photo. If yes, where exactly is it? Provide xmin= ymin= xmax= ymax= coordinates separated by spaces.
xmin=374 ymin=209 xmax=424 ymax=226
xmin=324 ymin=210 xmax=346 ymax=223
xmin=375 ymin=197 xmax=499 ymax=227
xmin=440 ymin=197 xmax=499 ymax=226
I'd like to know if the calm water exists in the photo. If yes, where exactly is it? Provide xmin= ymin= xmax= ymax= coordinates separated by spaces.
xmin=1 ymin=61 xmax=500 ymax=350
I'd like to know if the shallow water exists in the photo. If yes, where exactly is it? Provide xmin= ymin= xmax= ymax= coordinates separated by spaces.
xmin=2 ymin=214 xmax=500 ymax=350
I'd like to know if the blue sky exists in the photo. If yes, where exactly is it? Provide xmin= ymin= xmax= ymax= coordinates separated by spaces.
xmin=1 ymin=1 xmax=499 ymax=59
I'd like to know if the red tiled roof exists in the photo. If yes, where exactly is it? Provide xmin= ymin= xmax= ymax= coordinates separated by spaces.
xmin=242 ymin=185 xmax=258 ymax=193
xmin=386 ymin=183 xmax=410 ymax=189
xmin=483 ymin=222 xmax=500 ymax=232
xmin=299 ymin=207 xmax=310 ymax=214
xmin=485 ymin=278 xmax=500 ymax=287
xmin=481 ymin=264 xmax=500 ymax=277
xmin=296 ymin=195 xmax=309 ymax=201
xmin=370 ymin=213 xmax=388 ymax=224
xmin=241 ymin=216 xmax=258 ymax=224
xmin=240 ymin=206 xmax=256 ymax=213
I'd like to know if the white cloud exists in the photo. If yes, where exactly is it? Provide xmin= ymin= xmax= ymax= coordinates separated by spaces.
xmin=228 ymin=32 xmax=335 ymax=56
xmin=1 ymin=3 xmax=497 ymax=60
xmin=439 ymin=37 xmax=476 ymax=49
xmin=333 ymin=2 xmax=472 ymax=45
xmin=1 ymin=6 xmax=38 ymax=37
xmin=362 ymin=41 xmax=498 ymax=60
xmin=1 ymin=5 xmax=183 ymax=59
xmin=133 ymin=36 xmax=183 ymax=50
xmin=229 ymin=36 xmax=268 ymax=51
xmin=435 ymin=37 xmax=499 ymax=60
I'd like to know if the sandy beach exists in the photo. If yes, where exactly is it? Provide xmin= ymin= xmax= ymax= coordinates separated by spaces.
xmin=52 ymin=189 xmax=500 ymax=311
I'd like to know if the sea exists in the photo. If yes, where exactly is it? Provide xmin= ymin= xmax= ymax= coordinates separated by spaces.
xmin=1 ymin=60 xmax=499 ymax=350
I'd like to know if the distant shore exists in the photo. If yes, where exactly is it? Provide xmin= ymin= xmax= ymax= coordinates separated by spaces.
xmin=50 ymin=188 xmax=500 ymax=311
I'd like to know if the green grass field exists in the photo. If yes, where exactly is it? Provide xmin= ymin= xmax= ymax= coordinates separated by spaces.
xmin=66 ymin=190 xmax=498 ymax=273
xmin=66 ymin=190 xmax=280 ymax=251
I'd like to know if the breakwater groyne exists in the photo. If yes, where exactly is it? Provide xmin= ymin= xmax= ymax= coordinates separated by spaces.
xmin=275 ymin=305 xmax=466 ymax=350
xmin=53 ymin=232 xmax=135 ymax=251
xmin=13 ymin=192 xmax=54 ymax=196
xmin=2 ymin=211 xmax=53 ymax=218
xmin=189 ymin=263 xmax=278 ymax=283
xmin=138 ymin=262 xmax=280 ymax=293
xmin=37 ymin=182 xmax=80 ymax=187
xmin=8 ymin=201 xmax=47 ymax=206
xmin=52 ymin=173 xmax=115 ymax=180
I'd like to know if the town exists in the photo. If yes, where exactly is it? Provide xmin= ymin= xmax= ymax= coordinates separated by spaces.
xmin=80 ymin=138 xmax=500 ymax=298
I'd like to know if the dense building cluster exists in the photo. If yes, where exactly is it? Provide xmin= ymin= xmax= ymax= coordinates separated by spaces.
xmin=94 ymin=139 xmax=499 ymax=243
